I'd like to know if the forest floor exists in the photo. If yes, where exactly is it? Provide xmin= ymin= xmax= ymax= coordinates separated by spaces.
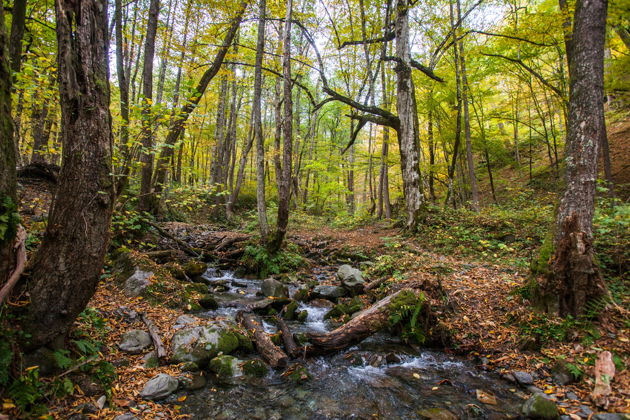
xmin=4 ymin=117 xmax=628 ymax=419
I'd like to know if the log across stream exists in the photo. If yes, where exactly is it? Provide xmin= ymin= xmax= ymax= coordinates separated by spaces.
xmin=180 ymin=268 xmax=524 ymax=419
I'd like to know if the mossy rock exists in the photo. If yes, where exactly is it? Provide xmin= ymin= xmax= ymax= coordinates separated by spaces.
xmin=198 ymin=294 xmax=218 ymax=310
xmin=235 ymin=331 xmax=254 ymax=352
xmin=164 ymin=262 xmax=186 ymax=280
xmin=521 ymin=394 xmax=559 ymax=419
xmin=185 ymin=283 xmax=209 ymax=294
xmin=293 ymin=287 xmax=310 ymax=302
xmin=170 ymin=322 xmax=241 ymax=365
xmin=181 ymin=361 xmax=199 ymax=372
xmin=270 ymin=332 xmax=282 ymax=346
xmin=184 ymin=260 xmax=208 ymax=278
xmin=283 ymin=301 xmax=299 ymax=320
xmin=209 ymin=355 xmax=241 ymax=379
xmin=241 ymin=359 xmax=268 ymax=377
xmin=296 ymin=310 xmax=308 ymax=322
xmin=285 ymin=363 xmax=311 ymax=382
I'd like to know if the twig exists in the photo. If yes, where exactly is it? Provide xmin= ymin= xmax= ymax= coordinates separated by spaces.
xmin=0 ymin=225 xmax=27 ymax=305
xmin=140 ymin=312 xmax=167 ymax=359
xmin=145 ymin=220 xmax=200 ymax=258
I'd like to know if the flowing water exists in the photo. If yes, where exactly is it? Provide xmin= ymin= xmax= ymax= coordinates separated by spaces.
xmin=181 ymin=269 xmax=524 ymax=419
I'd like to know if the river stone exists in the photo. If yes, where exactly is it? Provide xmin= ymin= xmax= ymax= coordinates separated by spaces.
xmin=171 ymin=322 xmax=240 ymax=364
xmin=592 ymin=415 xmax=630 ymax=420
xmin=198 ymin=294 xmax=218 ymax=310
xmin=242 ymin=359 xmax=268 ymax=377
xmin=209 ymin=355 xmax=241 ymax=379
xmin=261 ymin=278 xmax=289 ymax=298
xmin=522 ymin=394 xmax=559 ymax=419
xmin=312 ymin=285 xmax=347 ymax=301
xmin=183 ymin=260 xmax=207 ymax=278
xmin=336 ymin=264 xmax=365 ymax=295
xmin=143 ymin=351 xmax=159 ymax=368
xmin=118 ymin=330 xmax=152 ymax=354
xmin=417 ymin=408 xmax=458 ymax=420
xmin=174 ymin=315 xmax=197 ymax=327
xmin=113 ymin=414 xmax=138 ymax=420
xmin=513 ymin=370 xmax=535 ymax=386
xmin=123 ymin=268 xmax=153 ymax=297
xmin=283 ymin=301 xmax=299 ymax=320
xmin=140 ymin=374 xmax=179 ymax=400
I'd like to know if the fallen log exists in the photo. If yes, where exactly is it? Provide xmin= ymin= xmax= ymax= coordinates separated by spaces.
xmin=140 ymin=312 xmax=167 ymax=360
xmin=364 ymin=276 xmax=388 ymax=292
xmin=276 ymin=316 xmax=301 ymax=358
xmin=146 ymin=221 xmax=200 ymax=258
xmin=307 ymin=288 xmax=422 ymax=353
xmin=237 ymin=311 xmax=288 ymax=368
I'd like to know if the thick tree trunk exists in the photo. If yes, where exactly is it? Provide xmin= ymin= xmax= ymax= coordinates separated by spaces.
xmin=26 ymin=0 xmax=115 ymax=348
xmin=30 ymin=98 xmax=51 ymax=164
xmin=253 ymin=0 xmax=269 ymax=243
xmin=114 ymin=0 xmax=131 ymax=194
xmin=394 ymin=0 xmax=424 ymax=230
xmin=539 ymin=0 xmax=608 ymax=317
xmin=0 ymin=4 xmax=18 ymax=287
xmin=270 ymin=0 xmax=293 ymax=253
xmin=138 ymin=0 xmax=160 ymax=213
xmin=9 ymin=0 xmax=27 ymax=75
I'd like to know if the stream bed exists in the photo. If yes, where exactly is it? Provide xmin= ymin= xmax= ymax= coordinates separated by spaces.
xmin=180 ymin=269 xmax=525 ymax=419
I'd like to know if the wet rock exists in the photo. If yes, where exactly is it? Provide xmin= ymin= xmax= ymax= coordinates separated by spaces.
xmin=140 ymin=374 xmax=179 ymax=400
xmin=513 ymin=371 xmax=535 ymax=386
xmin=417 ymin=407 xmax=458 ymax=420
xmin=283 ymin=301 xmax=299 ymax=320
xmin=183 ymin=260 xmax=207 ymax=278
xmin=170 ymin=322 xmax=240 ymax=365
xmin=198 ymin=294 xmax=218 ymax=310
xmin=242 ymin=359 xmax=268 ymax=377
xmin=385 ymin=353 xmax=401 ymax=364
xmin=336 ymin=264 xmax=365 ymax=295
xmin=205 ymin=267 xmax=223 ymax=278
xmin=592 ymin=414 xmax=630 ymax=420
xmin=293 ymin=287 xmax=310 ymax=301
xmin=566 ymin=392 xmax=578 ymax=400
xmin=179 ymin=372 xmax=207 ymax=390
xmin=209 ymin=355 xmax=241 ymax=379
xmin=312 ymin=285 xmax=347 ymax=301
xmin=552 ymin=360 xmax=577 ymax=385
xmin=181 ymin=361 xmax=199 ymax=372
xmin=285 ymin=363 xmax=311 ymax=382
xmin=296 ymin=310 xmax=308 ymax=322
xmin=123 ymin=268 xmax=153 ymax=297
xmin=96 ymin=395 xmax=107 ymax=409
xmin=143 ymin=351 xmax=159 ymax=368
xmin=522 ymin=394 xmax=559 ymax=419
xmin=261 ymin=278 xmax=289 ymax=298
xmin=309 ymin=298 xmax=335 ymax=308
xmin=118 ymin=330 xmax=152 ymax=354
xmin=113 ymin=414 xmax=138 ymax=420
xmin=324 ymin=298 xmax=363 ymax=320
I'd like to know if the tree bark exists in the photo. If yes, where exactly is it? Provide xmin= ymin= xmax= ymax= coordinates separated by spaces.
xmin=253 ymin=0 xmax=269 ymax=243
xmin=308 ymin=289 xmax=421 ymax=353
xmin=9 ymin=0 xmax=27 ymax=75
xmin=138 ymin=0 xmax=160 ymax=213
xmin=114 ymin=0 xmax=131 ymax=194
xmin=26 ymin=0 xmax=115 ymax=348
xmin=539 ymin=0 xmax=608 ymax=317
xmin=270 ymin=0 xmax=293 ymax=253
xmin=0 ymin=4 xmax=18 ymax=287
xmin=394 ymin=0 xmax=424 ymax=230
xmin=237 ymin=311 xmax=288 ymax=368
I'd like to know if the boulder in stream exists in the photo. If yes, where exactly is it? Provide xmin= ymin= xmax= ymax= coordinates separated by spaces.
xmin=209 ymin=355 xmax=242 ymax=379
xmin=242 ymin=358 xmax=269 ymax=377
xmin=198 ymin=294 xmax=218 ymax=310
xmin=171 ymin=321 xmax=241 ymax=364
xmin=336 ymin=265 xmax=365 ymax=295
xmin=183 ymin=260 xmax=207 ymax=279
xmin=312 ymin=285 xmax=347 ymax=301
xmin=139 ymin=373 xmax=179 ymax=400
xmin=118 ymin=329 xmax=152 ymax=354
xmin=522 ymin=393 xmax=559 ymax=419
xmin=261 ymin=278 xmax=289 ymax=298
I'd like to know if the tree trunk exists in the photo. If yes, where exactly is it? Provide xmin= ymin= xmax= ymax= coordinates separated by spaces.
xmin=9 ymin=0 xmax=27 ymax=75
xmin=237 ymin=311 xmax=288 ymax=368
xmin=394 ymin=0 xmax=424 ymax=230
xmin=138 ymin=0 xmax=160 ymax=213
xmin=254 ymin=0 xmax=270 ymax=243
xmin=270 ymin=0 xmax=293 ymax=253
xmin=539 ymin=0 xmax=608 ymax=317
xmin=26 ymin=0 xmax=115 ymax=348
xmin=0 ymin=4 xmax=18 ymax=287
xmin=456 ymin=0 xmax=479 ymax=211
xmin=30 ymin=97 xmax=51 ymax=164
xmin=114 ymin=0 xmax=131 ymax=194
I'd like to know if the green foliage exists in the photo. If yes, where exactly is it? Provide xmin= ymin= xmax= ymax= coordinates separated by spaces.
xmin=0 ymin=195 xmax=20 ymax=243
xmin=111 ymin=206 xmax=151 ymax=247
xmin=0 ymin=339 xmax=12 ymax=386
xmin=388 ymin=292 xmax=426 ymax=344
xmin=593 ymin=194 xmax=629 ymax=279
xmin=240 ymin=242 xmax=305 ymax=278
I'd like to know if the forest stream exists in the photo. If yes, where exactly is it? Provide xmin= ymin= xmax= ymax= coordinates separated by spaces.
xmin=179 ymin=268 xmax=524 ymax=419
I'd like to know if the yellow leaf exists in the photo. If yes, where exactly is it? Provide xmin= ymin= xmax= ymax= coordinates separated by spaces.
xmin=3 ymin=402 xmax=16 ymax=409
xmin=178 ymin=395 xmax=187 ymax=402
xmin=412 ymin=373 xmax=420 ymax=379
xmin=431 ymin=386 xmax=439 ymax=390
